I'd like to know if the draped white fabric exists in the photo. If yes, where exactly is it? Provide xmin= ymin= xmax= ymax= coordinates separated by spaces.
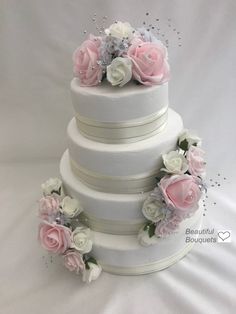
xmin=0 ymin=0 xmax=236 ymax=313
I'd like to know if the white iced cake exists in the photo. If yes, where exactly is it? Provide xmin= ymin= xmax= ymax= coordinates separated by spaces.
xmin=38 ymin=21 xmax=205 ymax=280
xmin=61 ymin=79 xmax=203 ymax=275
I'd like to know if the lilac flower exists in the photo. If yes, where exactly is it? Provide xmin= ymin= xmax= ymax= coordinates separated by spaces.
xmin=137 ymin=27 xmax=160 ymax=43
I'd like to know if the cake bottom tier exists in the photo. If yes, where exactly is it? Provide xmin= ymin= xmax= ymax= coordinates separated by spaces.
xmin=91 ymin=206 xmax=203 ymax=275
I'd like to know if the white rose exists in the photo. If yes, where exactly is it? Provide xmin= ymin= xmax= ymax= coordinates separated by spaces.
xmin=178 ymin=130 xmax=202 ymax=150
xmin=60 ymin=196 xmax=83 ymax=218
xmin=138 ymin=228 xmax=159 ymax=247
xmin=107 ymin=57 xmax=132 ymax=87
xmin=41 ymin=177 xmax=64 ymax=198
xmin=105 ymin=21 xmax=135 ymax=40
xmin=71 ymin=226 xmax=92 ymax=254
xmin=142 ymin=197 xmax=165 ymax=222
xmin=161 ymin=151 xmax=188 ymax=174
xmin=82 ymin=262 xmax=102 ymax=283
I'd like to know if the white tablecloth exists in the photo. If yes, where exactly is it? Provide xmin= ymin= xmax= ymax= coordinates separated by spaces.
xmin=1 ymin=0 xmax=236 ymax=313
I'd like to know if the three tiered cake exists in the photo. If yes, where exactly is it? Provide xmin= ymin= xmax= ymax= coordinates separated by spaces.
xmin=38 ymin=21 xmax=206 ymax=281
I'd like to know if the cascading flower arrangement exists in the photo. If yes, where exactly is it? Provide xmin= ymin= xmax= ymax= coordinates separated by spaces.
xmin=73 ymin=21 xmax=170 ymax=87
xmin=138 ymin=130 xmax=206 ymax=246
xmin=37 ymin=178 xmax=102 ymax=283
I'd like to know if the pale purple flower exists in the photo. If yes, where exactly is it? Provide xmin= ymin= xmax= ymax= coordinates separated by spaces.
xmin=137 ymin=27 xmax=160 ymax=43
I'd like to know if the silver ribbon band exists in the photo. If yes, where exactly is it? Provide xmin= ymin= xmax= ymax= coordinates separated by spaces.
xmin=70 ymin=159 xmax=158 ymax=194
xmin=79 ymin=213 xmax=145 ymax=235
xmin=76 ymin=106 xmax=168 ymax=144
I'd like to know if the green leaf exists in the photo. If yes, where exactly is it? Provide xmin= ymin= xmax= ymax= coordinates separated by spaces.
xmin=178 ymin=139 xmax=188 ymax=151
xmin=143 ymin=222 xmax=150 ymax=231
xmin=84 ymin=256 xmax=98 ymax=270
xmin=64 ymin=223 xmax=71 ymax=228
xmin=86 ymin=256 xmax=98 ymax=265
xmin=148 ymin=224 xmax=156 ymax=238
xmin=155 ymin=176 xmax=160 ymax=183
xmin=51 ymin=187 xmax=60 ymax=196
xmin=155 ymin=170 xmax=166 ymax=183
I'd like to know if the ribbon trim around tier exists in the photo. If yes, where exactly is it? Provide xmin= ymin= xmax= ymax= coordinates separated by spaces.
xmin=78 ymin=204 xmax=202 ymax=237
xmin=79 ymin=213 xmax=145 ymax=235
xmin=70 ymin=159 xmax=158 ymax=194
xmin=76 ymin=106 xmax=168 ymax=144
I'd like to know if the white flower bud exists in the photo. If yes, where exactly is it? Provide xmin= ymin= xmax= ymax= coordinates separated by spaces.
xmin=178 ymin=130 xmax=202 ymax=150
xmin=71 ymin=226 xmax=92 ymax=254
xmin=41 ymin=177 xmax=64 ymax=198
xmin=161 ymin=151 xmax=188 ymax=174
xmin=82 ymin=262 xmax=102 ymax=283
xmin=105 ymin=21 xmax=135 ymax=40
xmin=142 ymin=197 xmax=165 ymax=222
xmin=60 ymin=196 xmax=83 ymax=218
xmin=107 ymin=57 xmax=132 ymax=87
xmin=138 ymin=227 xmax=159 ymax=247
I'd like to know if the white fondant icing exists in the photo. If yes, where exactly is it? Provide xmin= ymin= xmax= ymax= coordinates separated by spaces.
xmin=60 ymin=150 xmax=147 ymax=226
xmin=67 ymin=109 xmax=183 ymax=179
xmin=91 ymin=206 xmax=203 ymax=275
xmin=100 ymin=242 xmax=195 ymax=275
xmin=71 ymin=78 xmax=169 ymax=122
xmin=65 ymin=78 xmax=202 ymax=274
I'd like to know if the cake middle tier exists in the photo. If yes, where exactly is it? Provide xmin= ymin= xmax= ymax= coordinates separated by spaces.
xmin=67 ymin=108 xmax=183 ymax=194
xmin=60 ymin=151 xmax=148 ymax=235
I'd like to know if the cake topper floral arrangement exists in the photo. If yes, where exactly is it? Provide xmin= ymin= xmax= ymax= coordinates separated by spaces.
xmin=138 ymin=130 xmax=206 ymax=246
xmin=73 ymin=21 xmax=170 ymax=87
xmin=38 ymin=178 xmax=102 ymax=283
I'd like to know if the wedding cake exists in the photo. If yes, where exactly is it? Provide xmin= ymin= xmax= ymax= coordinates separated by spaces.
xmin=38 ymin=21 xmax=206 ymax=281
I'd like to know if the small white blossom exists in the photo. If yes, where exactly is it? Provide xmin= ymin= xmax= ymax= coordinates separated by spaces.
xmin=82 ymin=262 xmax=102 ymax=283
xmin=60 ymin=196 xmax=83 ymax=218
xmin=71 ymin=226 xmax=92 ymax=254
xmin=107 ymin=57 xmax=132 ymax=87
xmin=178 ymin=130 xmax=202 ymax=150
xmin=105 ymin=21 xmax=135 ymax=40
xmin=41 ymin=177 xmax=64 ymax=198
xmin=161 ymin=151 xmax=188 ymax=174
xmin=142 ymin=197 xmax=166 ymax=222
xmin=138 ymin=227 xmax=159 ymax=247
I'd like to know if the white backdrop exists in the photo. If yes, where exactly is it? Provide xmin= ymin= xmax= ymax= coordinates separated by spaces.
xmin=0 ymin=0 xmax=236 ymax=313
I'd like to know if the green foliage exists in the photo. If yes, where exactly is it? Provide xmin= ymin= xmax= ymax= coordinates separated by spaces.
xmin=178 ymin=139 xmax=188 ymax=151
xmin=83 ymin=254 xmax=98 ymax=269
xmin=155 ymin=170 xmax=166 ymax=183
xmin=143 ymin=222 xmax=156 ymax=238
xmin=148 ymin=223 xmax=156 ymax=238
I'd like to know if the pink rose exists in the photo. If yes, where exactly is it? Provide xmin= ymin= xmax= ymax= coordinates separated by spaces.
xmin=187 ymin=146 xmax=206 ymax=178
xmin=73 ymin=34 xmax=103 ymax=86
xmin=38 ymin=196 xmax=60 ymax=221
xmin=38 ymin=222 xmax=71 ymax=254
xmin=127 ymin=39 xmax=170 ymax=86
xmin=155 ymin=215 xmax=182 ymax=237
xmin=159 ymin=174 xmax=201 ymax=213
xmin=63 ymin=249 xmax=85 ymax=273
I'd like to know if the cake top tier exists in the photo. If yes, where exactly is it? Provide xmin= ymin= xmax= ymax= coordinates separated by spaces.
xmin=71 ymin=78 xmax=168 ymax=123
xmin=73 ymin=21 xmax=170 ymax=88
